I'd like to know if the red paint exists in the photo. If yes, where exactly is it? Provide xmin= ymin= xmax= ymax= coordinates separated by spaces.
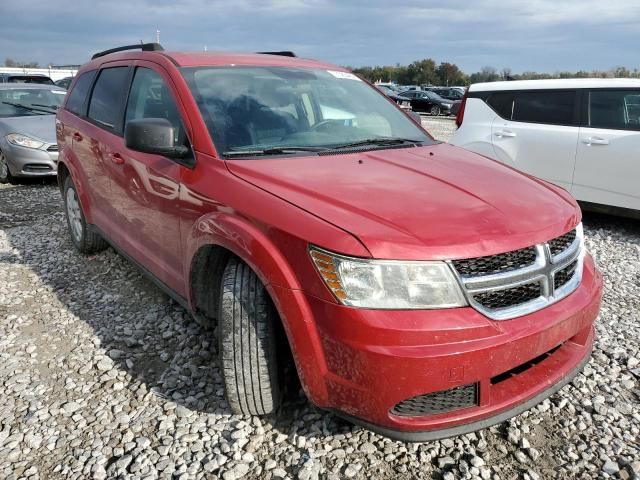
xmin=56 ymin=49 xmax=603 ymax=438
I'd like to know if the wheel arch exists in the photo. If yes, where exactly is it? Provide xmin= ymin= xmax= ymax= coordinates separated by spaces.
xmin=185 ymin=212 xmax=330 ymax=405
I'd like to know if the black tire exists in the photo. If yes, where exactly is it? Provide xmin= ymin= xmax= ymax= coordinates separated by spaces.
xmin=63 ymin=175 xmax=108 ymax=254
xmin=219 ymin=257 xmax=281 ymax=415
xmin=0 ymin=149 xmax=15 ymax=184
xmin=430 ymin=105 xmax=441 ymax=116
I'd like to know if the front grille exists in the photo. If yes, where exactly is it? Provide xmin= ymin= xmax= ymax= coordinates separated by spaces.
xmin=451 ymin=226 xmax=583 ymax=320
xmin=549 ymin=230 xmax=576 ymax=256
xmin=46 ymin=144 xmax=59 ymax=152
xmin=453 ymin=247 xmax=537 ymax=277
xmin=391 ymin=384 xmax=478 ymax=417
xmin=23 ymin=164 xmax=53 ymax=172
xmin=474 ymin=282 xmax=541 ymax=309
xmin=554 ymin=260 xmax=578 ymax=290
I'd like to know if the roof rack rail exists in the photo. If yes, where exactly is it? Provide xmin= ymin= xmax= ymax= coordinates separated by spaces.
xmin=257 ymin=51 xmax=296 ymax=57
xmin=92 ymin=43 xmax=164 ymax=60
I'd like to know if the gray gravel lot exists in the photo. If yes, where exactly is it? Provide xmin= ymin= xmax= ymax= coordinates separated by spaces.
xmin=0 ymin=120 xmax=639 ymax=480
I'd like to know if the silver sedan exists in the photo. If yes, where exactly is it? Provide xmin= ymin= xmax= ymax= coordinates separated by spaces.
xmin=0 ymin=84 xmax=65 ymax=183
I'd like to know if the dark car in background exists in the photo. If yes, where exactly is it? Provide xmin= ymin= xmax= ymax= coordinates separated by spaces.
xmin=432 ymin=87 xmax=465 ymax=101
xmin=55 ymin=76 xmax=74 ymax=89
xmin=375 ymin=85 xmax=411 ymax=109
xmin=399 ymin=89 xmax=458 ymax=115
xmin=0 ymin=73 xmax=55 ymax=85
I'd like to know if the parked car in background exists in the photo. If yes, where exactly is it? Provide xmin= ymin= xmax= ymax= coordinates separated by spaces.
xmin=56 ymin=44 xmax=601 ymax=441
xmin=0 ymin=84 xmax=63 ymax=183
xmin=0 ymin=73 xmax=55 ymax=85
xmin=452 ymin=79 xmax=640 ymax=214
xmin=432 ymin=87 xmax=465 ymax=101
xmin=399 ymin=89 xmax=458 ymax=115
xmin=55 ymin=76 xmax=74 ymax=89
xmin=375 ymin=84 xmax=411 ymax=109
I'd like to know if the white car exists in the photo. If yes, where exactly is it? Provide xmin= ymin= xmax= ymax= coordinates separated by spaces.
xmin=451 ymin=79 xmax=640 ymax=214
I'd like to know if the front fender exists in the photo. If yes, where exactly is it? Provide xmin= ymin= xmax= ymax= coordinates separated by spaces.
xmin=183 ymin=212 xmax=331 ymax=406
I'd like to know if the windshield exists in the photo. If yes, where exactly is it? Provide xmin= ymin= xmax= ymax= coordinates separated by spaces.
xmin=0 ymin=88 xmax=65 ymax=117
xmin=182 ymin=66 xmax=433 ymax=156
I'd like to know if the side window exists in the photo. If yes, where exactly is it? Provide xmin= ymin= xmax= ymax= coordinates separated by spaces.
xmin=87 ymin=67 xmax=130 ymax=131
xmin=512 ymin=91 xmax=576 ymax=126
xmin=487 ymin=93 xmax=514 ymax=119
xmin=66 ymin=70 xmax=96 ymax=115
xmin=589 ymin=90 xmax=640 ymax=130
xmin=125 ymin=67 xmax=183 ymax=142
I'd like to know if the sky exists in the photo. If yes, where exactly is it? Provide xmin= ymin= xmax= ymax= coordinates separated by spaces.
xmin=1 ymin=0 xmax=639 ymax=74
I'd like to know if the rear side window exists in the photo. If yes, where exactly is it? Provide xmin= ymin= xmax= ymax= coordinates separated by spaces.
xmin=88 ymin=67 xmax=130 ymax=130
xmin=589 ymin=90 xmax=640 ymax=131
xmin=66 ymin=71 xmax=96 ymax=115
xmin=487 ymin=93 xmax=515 ymax=119
xmin=512 ymin=91 xmax=576 ymax=125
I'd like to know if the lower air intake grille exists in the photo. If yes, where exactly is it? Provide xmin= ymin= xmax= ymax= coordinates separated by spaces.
xmin=391 ymin=384 xmax=478 ymax=417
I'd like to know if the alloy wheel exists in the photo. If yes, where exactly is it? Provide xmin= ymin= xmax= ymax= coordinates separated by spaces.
xmin=66 ymin=187 xmax=83 ymax=242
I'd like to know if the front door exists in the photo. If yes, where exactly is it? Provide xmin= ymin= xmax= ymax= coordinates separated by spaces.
xmin=490 ymin=90 xmax=580 ymax=191
xmin=107 ymin=64 xmax=192 ymax=296
xmin=573 ymin=89 xmax=640 ymax=210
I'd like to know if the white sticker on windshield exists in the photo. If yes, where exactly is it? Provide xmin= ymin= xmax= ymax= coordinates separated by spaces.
xmin=51 ymin=91 xmax=66 ymax=94
xmin=327 ymin=70 xmax=361 ymax=81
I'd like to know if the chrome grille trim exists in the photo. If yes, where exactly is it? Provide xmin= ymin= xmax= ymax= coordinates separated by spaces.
xmin=449 ymin=224 xmax=584 ymax=320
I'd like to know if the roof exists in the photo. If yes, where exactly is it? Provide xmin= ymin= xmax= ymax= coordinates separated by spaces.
xmin=0 ymin=83 xmax=65 ymax=90
xmin=469 ymin=78 xmax=640 ymax=92
xmin=84 ymin=50 xmax=343 ymax=72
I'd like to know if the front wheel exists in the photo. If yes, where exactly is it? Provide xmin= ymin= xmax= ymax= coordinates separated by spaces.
xmin=63 ymin=176 xmax=108 ymax=253
xmin=218 ymin=257 xmax=282 ymax=415
xmin=430 ymin=105 xmax=441 ymax=116
xmin=0 ymin=150 xmax=14 ymax=184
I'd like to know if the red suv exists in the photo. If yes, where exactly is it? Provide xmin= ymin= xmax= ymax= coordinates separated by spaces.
xmin=56 ymin=43 xmax=603 ymax=441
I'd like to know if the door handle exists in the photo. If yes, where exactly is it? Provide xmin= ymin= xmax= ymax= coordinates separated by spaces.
xmin=72 ymin=132 xmax=83 ymax=142
xmin=494 ymin=130 xmax=517 ymax=138
xmin=110 ymin=153 xmax=125 ymax=165
xmin=582 ymin=137 xmax=609 ymax=146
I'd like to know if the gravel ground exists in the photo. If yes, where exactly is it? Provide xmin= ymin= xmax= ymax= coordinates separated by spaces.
xmin=1 ymin=122 xmax=639 ymax=480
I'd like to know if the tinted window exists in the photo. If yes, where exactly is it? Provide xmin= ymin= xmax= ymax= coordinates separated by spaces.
xmin=512 ymin=91 xmax=575 ymax=125
xmin=589 ymin=90 xmax=640 ymax=130
xmin=487 ymin=93 xmax=515 ymax=119
xmin=66 ymin=71 xmax=96 ymax=115
xmin=125 ymin=68 xmax=184 ymax=143
xmin=88 ymin=67 xmax=130 ymax=130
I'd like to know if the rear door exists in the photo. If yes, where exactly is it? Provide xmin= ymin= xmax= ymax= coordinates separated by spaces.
xmin=490 ymin=90 xmax=580 ymax=190
xmin=83 ymin=64 xmax=132 ymax=239
xmin=573 ymin=89 xmax=640 ymax=210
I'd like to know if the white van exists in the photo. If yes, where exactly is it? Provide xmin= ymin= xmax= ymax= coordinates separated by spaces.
xmin=451 ymin=79 xmax=640 ymax=214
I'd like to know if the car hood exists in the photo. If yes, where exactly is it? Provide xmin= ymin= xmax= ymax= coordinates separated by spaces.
xmin=0 ymin=114 xmax=57 ymax=144
xmin=226 ymin=143 xmax=580 ymax=260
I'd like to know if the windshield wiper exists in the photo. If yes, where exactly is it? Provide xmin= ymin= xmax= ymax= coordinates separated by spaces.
xmin=31 ymin=103 xmax=59 ymax=112
xmin=223 ymin=146 xmax=330 ymax=157
xmin=1 ymin=101 xmax=52 ymax=115
xmin=329 ymin=137 xmax=424 ymax=150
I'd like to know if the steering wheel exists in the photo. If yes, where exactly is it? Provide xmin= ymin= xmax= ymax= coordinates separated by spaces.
xmin=310 ymin=119 xmax=342 ymax=132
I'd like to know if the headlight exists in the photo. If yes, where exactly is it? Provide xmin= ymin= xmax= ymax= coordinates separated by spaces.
xmin=310 ymin=247 xmax=467 ymax=309
xmin=443 ymin=103 xmax=452 ymax=108
xmin=6 ymin=133 xmax=45 ymax=149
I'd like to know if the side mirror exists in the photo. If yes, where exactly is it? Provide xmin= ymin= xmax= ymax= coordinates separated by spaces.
xmin=124 ymin=118 xmax=191 ymax=160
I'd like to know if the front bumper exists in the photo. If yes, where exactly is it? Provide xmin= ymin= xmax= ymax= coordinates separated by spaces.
xmin=299 ymin=254 xmax=602 ymax=439
xmin=2 ymin=141 xmax=58 ymax=177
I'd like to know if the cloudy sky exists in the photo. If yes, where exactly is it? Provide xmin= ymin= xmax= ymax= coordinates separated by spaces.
xmin=1 ymin=0 xmax=639 ymax=74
